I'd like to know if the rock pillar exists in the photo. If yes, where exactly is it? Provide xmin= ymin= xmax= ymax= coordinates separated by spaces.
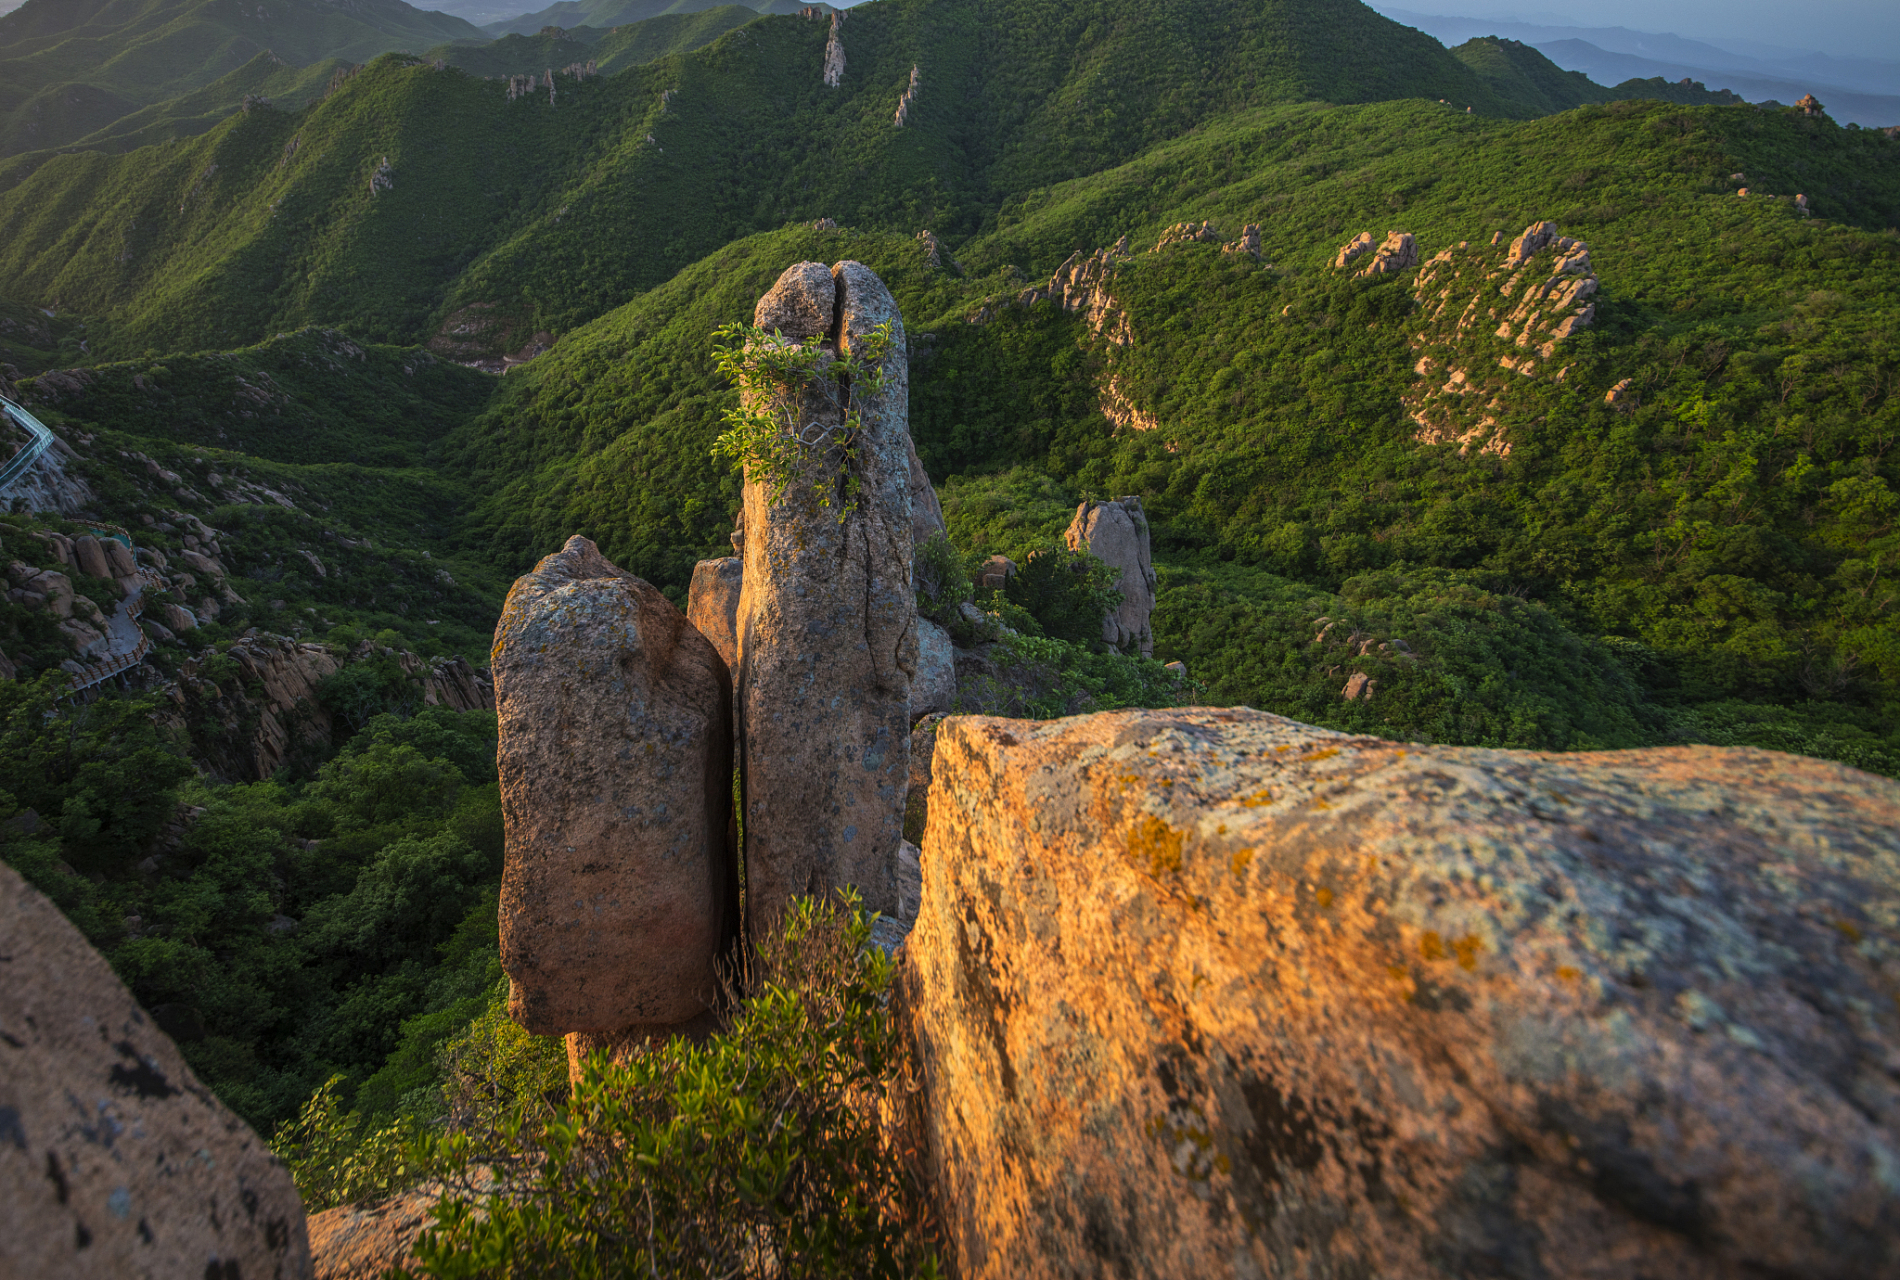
xmin=686 ymin=556 xmax=743 ymax=673
xmin=1064 ymin=495 xmax=1156 ymax=657
xmin=493 ymin=536 xmax=735 ymax=1052
xmin=736 ymin=261 xmax=916 ymax=937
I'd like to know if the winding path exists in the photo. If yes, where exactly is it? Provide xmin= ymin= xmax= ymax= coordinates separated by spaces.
xmin=0 ymin=396 xmax=156 ymax=694
xmin=0 ymin=394 xmax=54 ymax=497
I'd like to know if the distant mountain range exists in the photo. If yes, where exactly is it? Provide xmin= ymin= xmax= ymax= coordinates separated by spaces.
xmin=0 ymin=0 xmax=486 ymax=156
xmin=1373 ymin=6 xmax=1900 ymax=126
xmin=480 ymin=0 xmax=819 ymax=40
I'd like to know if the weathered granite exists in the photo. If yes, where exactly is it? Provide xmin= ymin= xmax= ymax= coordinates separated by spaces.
xmin=494 ymin=535 xmax=736 ymax=1039
xmin=0 ymin=860 xmax=313 ymax=1280
xmin=895 ymin=707 xmax=1900 ymax=1279
xmin=736 ymin=262 xmax=916 ymax=937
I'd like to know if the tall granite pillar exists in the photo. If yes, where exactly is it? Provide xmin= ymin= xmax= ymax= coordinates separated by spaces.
xmin=737 ymin=261 xmax=917 ymax=938
xmin=493 ymin=536 xmax=736 ymax=1065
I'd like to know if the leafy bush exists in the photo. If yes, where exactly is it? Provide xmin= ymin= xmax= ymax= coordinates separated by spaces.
xmin=403 ymin=892 xmax=941 ymax=1279
xmin=1001 ymin=546 xmax=1123 ymax=647
xmin=912 ymin=532 xmax=973 ymax=628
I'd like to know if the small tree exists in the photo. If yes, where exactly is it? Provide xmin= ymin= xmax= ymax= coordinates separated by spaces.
xmin=709 ymin=321 xmax=895 ymax=520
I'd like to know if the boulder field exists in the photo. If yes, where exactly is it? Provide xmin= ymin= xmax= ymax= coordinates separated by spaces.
xmin=892 ymin=707 xmax=1900 ymax=1278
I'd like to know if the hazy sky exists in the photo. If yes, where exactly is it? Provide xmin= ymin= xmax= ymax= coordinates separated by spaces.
xmin=1358 ymin=0 xmax=1897 ymax=62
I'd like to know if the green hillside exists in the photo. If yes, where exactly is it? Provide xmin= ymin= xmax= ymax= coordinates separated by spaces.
xmin=436 ymin=96 xmax=1900 ymax=771
xmin=1449 ymin=36 xmax=1746 ymax=116
xmin=482 ymin=0 xmax=808 ymax=39
xmin=424 ymin=7 xmax=763 ymax=78
xmin=0 ymin=0 xmax=1567 ymax=362
xmin=0 ymin=0 xmax=482 ymax=156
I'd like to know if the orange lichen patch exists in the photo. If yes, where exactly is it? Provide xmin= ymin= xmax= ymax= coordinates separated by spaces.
xmin=1312 ymin=797 xmax=1333 ymax=811
xmin=1315 ymin=887 xmax=1335 ymax=909
xmin=1127 ymin=814 xmax=1186 ymax=879
xmin=1300 ymin=748 xmax=1342 ymax=763
xmin=1834 ymin=919 xmax=1863 ymax=943
xmin=1453 ymin=935 xmax=1483 ymax=971
xmin=1556 ymin=966 xmax=1581 ymax=982
xmin=1419 ymin=931 xmax=1448 ymax=962
xmin=1239 ymin=789 xmax=1274 ymax=808
xmin=1231 ymin=847 xmax=1254 ymax=876
xmin=1388 ymin=964 xmax=1409 ymax=981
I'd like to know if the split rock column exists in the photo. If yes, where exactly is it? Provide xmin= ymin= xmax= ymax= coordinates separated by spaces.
xmin=737 ymin=260 xmax=917 ymax=937
xmin=493 ymin=535 xmax=736 ymax=1069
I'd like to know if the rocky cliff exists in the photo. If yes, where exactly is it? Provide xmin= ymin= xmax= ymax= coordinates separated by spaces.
xmin=895 ymin=707 xmax=1900 ymax=1279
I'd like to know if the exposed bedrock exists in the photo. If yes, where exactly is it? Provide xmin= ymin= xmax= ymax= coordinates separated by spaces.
xmin=493 ymin=536 xmax=735 ymax=1053
xmin=736 ymin=261 xmax=916 ymax=937
xmin=894 ymin=707 xmax=1900 ymax=1280
xmin=1064 ymin=495 xmax=1157 ymax=657
xmin=0 ymin=861 xmax=313 ymax=1280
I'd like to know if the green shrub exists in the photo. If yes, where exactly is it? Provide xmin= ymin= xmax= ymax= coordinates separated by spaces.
xmin=403 ymin=892 xmax=941 ymax=1279
xmin=1002 ymin=546 xmax=1123 ymax=648
xmin=912 ymin=532 xmax=973 ymax=629
xmin=272 ymin=1075 xmax=428 ymax=1214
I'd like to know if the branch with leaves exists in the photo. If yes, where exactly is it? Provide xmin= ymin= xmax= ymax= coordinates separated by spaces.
xmin=710 ymin=320 xmax=895 ymax=520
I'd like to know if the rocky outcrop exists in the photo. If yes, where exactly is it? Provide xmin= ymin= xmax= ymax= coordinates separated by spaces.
xmin=737 ymin=262 xmax=915 ymax=935
xmin=686 ymin=555 xmax=744 ymax=673
xmin=0 ymin=860 xmax=313 ymax=1279
xmin=893 ymin=63 xmax=921 ymax=126
xmin=896 ymin=707 xmax=1900 ymax=1279
xmin=1336 ymin=230 xmax=1417 ymax=275
xmin=159 ymin=636 xmax=491 ymax=782
xmin=494 ymin=536 xmax=736 ymax=1049
xmin=74 ymin=533 xmax=112 ymax=579
xmin=308 ymin=1185 xmax=436 ymax=1280
xmin=1405 ymin=222 xmax=1602 ymax=456
xmin=1155 ymin=220 xmax=1223 ymax=251
xmin=1064 ymin=496 xmax=1156 ymax=657
xmin=822 ymin=10 xmax=845 ymax=87
xmin=908 ymin=434 xmax=947 ymax=546
xmin=913 ymin=617 xmax=956 ymax=718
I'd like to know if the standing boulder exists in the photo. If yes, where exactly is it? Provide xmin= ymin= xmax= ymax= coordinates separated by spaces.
xmin=0 ymin=860 xmax=313 ymax=1279
xmin=736 ymin=261 xmax=915 ymax=936
xmin=896 ymin=708 xmax=1900 ymax=1279
xmin=912 ymin=617 xmax=955 ymax=718
xmin=493 ymin=536 xmax=735 ymax=1053
xmin=908 ymin=434 xmax=947 ymax=547
xmin=72 ymin=533 xmax=111 ymax=580
xmin=1064 ymin=496 xmax=1156 ymax=657
xmin=686 ymin=556 xmax=743 ymax=673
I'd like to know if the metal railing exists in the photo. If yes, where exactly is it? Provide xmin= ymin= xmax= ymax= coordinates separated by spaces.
xmin=64 ymin=573 xmax=155 ymax=698
xmin=0 ymin=395 xmax=54 ymax=496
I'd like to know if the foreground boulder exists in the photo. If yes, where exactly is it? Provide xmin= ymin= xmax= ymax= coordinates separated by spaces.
xmin=1064 ymin=496 xmax=1157 ymax=657
xmin=0 ymin=861 xmax=313 ymax=1279
xmin=896 ymin=708 xmax=1900 ymax=1279
xmin=736 ymin=262 xmax=916 ymax=935
xmin=494 ymin=536 xmax=736 ymax=1051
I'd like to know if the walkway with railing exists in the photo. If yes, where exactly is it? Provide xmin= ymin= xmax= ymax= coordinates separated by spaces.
xmin=64 ymin=573 xmax=155 ymax=697
xmin=0 ymin=395 xmax=54 ymax=497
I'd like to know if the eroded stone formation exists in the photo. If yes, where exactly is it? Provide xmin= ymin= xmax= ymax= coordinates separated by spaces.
xmin=493 ymin=536 xmax=735 ymax=1065
xmin=1064 ymin=495 xmax=1156 ymax=657
xmin=894 ymin=708 xmax=1900 ymax=1278
xmin=736 ymin=261 xmax=917 ymax=935
xmin=1 ymin=860 xmax=313 ymax=1279
xmin=1405 ymin=221 xmax=1600 ymax=455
